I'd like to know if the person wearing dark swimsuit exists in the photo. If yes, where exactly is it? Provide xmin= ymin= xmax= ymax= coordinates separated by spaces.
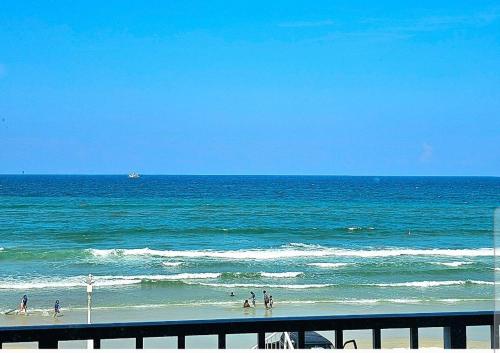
xmin=20 ymin=295 xmax=28 ymax=315
xmin=54 ymin=300 xmax=61 ymax=317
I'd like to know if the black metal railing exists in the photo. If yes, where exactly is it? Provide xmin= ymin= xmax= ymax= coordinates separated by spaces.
xmin=0 ymin=311 xmax=496 ymax=349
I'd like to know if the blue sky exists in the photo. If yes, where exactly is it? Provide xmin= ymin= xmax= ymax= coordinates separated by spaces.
xmin=0 ymin=1 xmax=499 ymax=175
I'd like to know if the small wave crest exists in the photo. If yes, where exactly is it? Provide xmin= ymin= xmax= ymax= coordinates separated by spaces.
xmin=287 ymin=243 xmax=324 ymax=249
xmin=162 ymin=262 xmax=183 ymax=267
xmin=307 ymin=263 xmax=350 ymax=268
xmin=192 ymin=282 xmax=331 ymax=289
xmin=259 ymin=272 xmax=303 ymax=278
xmin=347 ymin=226 xmax=375 ymax=231
xmin=430 ymin=261 xmax=473 ymax=267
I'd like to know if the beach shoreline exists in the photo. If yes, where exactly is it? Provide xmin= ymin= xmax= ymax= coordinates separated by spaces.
xmin=0 ymin=301 xmax=493 ymax=349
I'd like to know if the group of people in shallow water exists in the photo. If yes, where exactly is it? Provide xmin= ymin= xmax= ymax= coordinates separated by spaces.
xmin=15 ymin=294 xmax=61 ymax=318
xmin=231 ymin=290 xmax=274 ymax=309
xmin=16 ymin=290 xmax=271 ymax=317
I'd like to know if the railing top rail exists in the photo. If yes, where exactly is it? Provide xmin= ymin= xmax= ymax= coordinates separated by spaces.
xmin=0 ymin=310 xmax=494 ymax=344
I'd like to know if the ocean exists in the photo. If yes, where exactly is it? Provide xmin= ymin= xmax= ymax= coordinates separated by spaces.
xmin=0 ymin=175 xmax=498 ymax=316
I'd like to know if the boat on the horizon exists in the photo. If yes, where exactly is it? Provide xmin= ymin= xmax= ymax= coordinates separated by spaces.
xmin=128 ymin=172 xmax=140 ymax=179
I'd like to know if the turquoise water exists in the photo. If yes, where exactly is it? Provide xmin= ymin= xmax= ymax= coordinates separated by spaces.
xmin=0 ymin=175 xmax=498 ymax=313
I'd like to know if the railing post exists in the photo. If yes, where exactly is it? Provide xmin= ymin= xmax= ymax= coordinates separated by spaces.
xmin=372 ymin=328 xmax=381 ymax=349
xmin=218 ymin=334 xmax=226 ymax=349
xmin=335 ymin=329 xmax=343 ymax=349
xmin=410 ymin=327 xmax=418 ymax=349
xmin=258 ymin=332 xmax=265 ymax=349
xmin=38 ymin=339 xmax=58 ymax=349
xmin=93 ymin=339 xmax=101 ymax=349
xmin=297 ymin=331 xmax=305 ymax=349
xmin=136 ymin=337 xmax=144 ymax=349
xmin=443 ymin=325 xmax=466 ymax=349
xmin=491 ymin=325 xmax=499 ymax=349
xmin=178 ymin=335 xmax=186 ymax=349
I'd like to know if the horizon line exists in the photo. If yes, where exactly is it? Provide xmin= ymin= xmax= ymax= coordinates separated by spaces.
xmin=0 ymin=173 xmax=498 ymax=178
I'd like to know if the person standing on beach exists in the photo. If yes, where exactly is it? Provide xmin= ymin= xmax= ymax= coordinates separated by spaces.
xmin=250 ymin=291 xmax=256 ymax=307
xmin=263 ymin=290 xmax=270 ymax=309
xmin=54 ymin=300 xmax=61 ymax=318
xmin=19 ymin=295 xmax=28 ymax=315
xmin=269 ymin=296 xmax=274 ymax=308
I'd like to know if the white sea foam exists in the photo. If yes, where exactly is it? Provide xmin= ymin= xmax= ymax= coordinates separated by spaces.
xmin=307 ymin=262 xmax=350 ymax=268
xmin=162 ymin=262 xmax=183 ymax=267
xmin=388 ymin=299 xmax=422 ymax=304
xmin=90 ymin=249 xmax=121 ymax=256
xmin=98 ymin=273 xmax=221 ymax=281
xmin=0 ymin=273 xmax=221 ymax=290
xmin=346 ymin=226 xmax=375 ymax=231
xmin=287 ymin=243 xmax=324 ymax=249
xmin=3 ymin=274 xmax=491 ymax=291
xmin=370 ymin=280 xmax=494 ymax=288
xmin=0 ymin=247 xmax=4 ymax=251
xmin=259 ymin=272 xmax=303 ymax=278
xmin=430 ymin=261 xmax=473 ymax=267
xmin=87 ymin=246 xmax=494 ymax=260
xmin=0 ymin=277 xmax=143 ymax=290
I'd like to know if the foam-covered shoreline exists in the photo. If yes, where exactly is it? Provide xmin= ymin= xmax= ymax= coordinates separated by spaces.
xmin=1 ymin=297 xmax=495 ymax=314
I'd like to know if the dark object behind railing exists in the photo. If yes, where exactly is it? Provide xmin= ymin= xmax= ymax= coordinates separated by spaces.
xmin=0 ymin=311 xmax=496 ymax=349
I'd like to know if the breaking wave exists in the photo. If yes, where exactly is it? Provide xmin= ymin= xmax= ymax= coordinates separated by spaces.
xmin=0 ymin=273 xmax=221 ymax=290
xmin=87 ymin=245 xmax=494 ymax=260
xmin=0 ymin=274 xmax=494 ymax=291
